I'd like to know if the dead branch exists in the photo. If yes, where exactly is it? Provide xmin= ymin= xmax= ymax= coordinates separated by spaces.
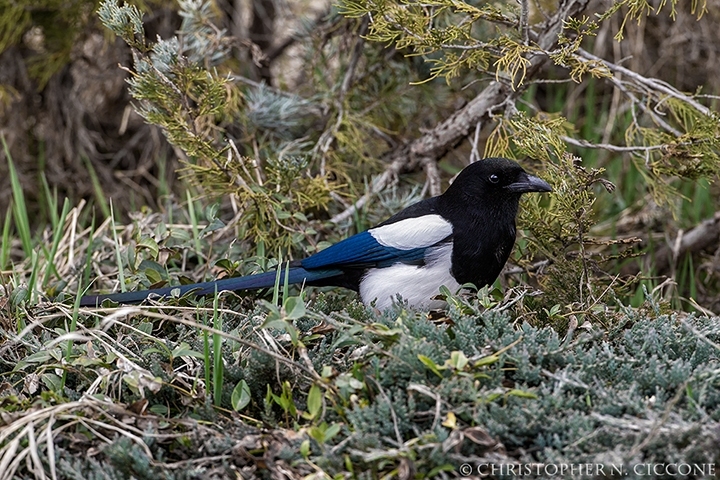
xmin=653 ymin=211 xmax=720 ymax=273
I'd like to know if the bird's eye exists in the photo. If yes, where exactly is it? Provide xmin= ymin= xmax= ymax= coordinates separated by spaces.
xmin=488 ymin=174 xmax=500 ymax=184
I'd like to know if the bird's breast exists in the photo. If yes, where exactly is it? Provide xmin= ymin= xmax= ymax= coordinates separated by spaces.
xmin=359 ymin=242 xmax=459 ymax=309
xmin=450 ymin=223 xmax=517 ymax=288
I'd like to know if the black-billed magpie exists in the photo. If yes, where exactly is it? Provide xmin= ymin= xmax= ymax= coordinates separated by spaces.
xmin=79 ymin=158 xmax=552 ymax=309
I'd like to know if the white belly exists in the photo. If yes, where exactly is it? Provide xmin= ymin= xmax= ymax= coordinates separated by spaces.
xmin=359 ymin=242 xmax=460 ymax=309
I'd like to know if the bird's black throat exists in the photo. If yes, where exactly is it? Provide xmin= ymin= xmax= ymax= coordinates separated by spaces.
xmin=439 ymin=193 xmax=521 ymax=289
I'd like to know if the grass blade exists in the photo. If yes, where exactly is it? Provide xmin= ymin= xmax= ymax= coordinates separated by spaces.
xmin=82 ymin=156 xmax=110 ymax=219
xmin=82 ymin=215 xmax=96 ymax=292
xmin=26 ymin=251 xmax=39 ymax=306
xmin=1 ymin=204 xmax=11 ymax=270
xmin=186 ymin=190 xmax=203 ymax=265
xmin=202 ymin=310 xmax=211 ymax=403
xmin=42 ymin=198 xmax=71 ymax=288
xmin=4 ymin=135 xmax=32 ymax=256
xmin=40 ymin=173 xmax=59 ymax=229
xmin=109 ymin=200 xmax=126 ymax=292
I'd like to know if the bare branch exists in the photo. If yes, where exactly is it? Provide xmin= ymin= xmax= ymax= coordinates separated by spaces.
xmin=577 ymin=48 xmax=712 ymax=117
xmin=562 ymin=136 xmax=666 ymax=153
xmin=653 ymin=211 xmax=720 ymax=273
xmin=519 ymin=0 xmax=530 ymax=45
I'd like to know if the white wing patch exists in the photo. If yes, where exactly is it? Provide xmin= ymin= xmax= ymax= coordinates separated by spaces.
xmin=369 ymin=214 xmax=453 ymax=250
xmin=359 ymin=242 xmax=460 ymax=310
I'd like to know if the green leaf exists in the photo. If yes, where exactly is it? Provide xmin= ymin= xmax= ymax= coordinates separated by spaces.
xmin=335 ymin=373 xmax=364 ymax=391
xmin=284 ymin=296 xmax=306 ymax=320
xmin=292 ymin=211 xmax=308 ymax=222
xmin=427 ymin=464 xmax=456 ymax=477
xmin=306 ymin=384 xmax=323 ymax=419
xmin=170 ymin=228 xmax=191 ymax=242
xmin=41 ymin=373 xmax=63 ymax=392
xmin=300 ymin=439 xmax=311 ymax=458
xmin=204 ymin=203 xmax=220 ymax=220
xmin=172 ymin=342 xmax=204 ymax=359
xmin=137 ymin=236 xmax=159 ymax=258
xmin=418 ymin=354 xmax=445 ymax=378
xmin=213 ymin=258 xmax=236 ymax=273
xmin=506 ymin=389 xmax=538 ymax=399
xmin=447 ymin=350 xmax=469 ymax=370
xmin=14 ymin=350 xmax=54 ymax=371
xmin=259 ymin=299 xmax=281 ymax=319
xmin=474 ymin=354 xmax=499 ymax=367
xmin=10 ymin=286 xmax=29 ymax=306
xmin=261 ymin=318 xmax=299 ymax=345
xmin=144 ymin=267 xmax=163 ymax=284
xmin=72 ymin=355 xmax=104 ymax=368
xmin=231 ymin=380 xmax=252 ymax=411
xmin=138 ymin=321 xmax=153 ymax=335
xmin=198 ymin=217 xmax=226 ymax=237
xmin=323 ymin=422 xmax=341 ymax=441
xmin=149 ymin=404 xmax=169 ymax=415
xmin=309 ymin=421 xmax=342 ymax=444
xmin=368 ymin=323 xmax=403 ymax=338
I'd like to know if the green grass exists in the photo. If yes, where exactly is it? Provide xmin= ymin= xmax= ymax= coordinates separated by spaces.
xmin=109 ymin=200 xmax=126 ymax=293
xmin=5 ymin=136 xmax=32 ymax=257
xmin=41 ymin=198 xmax=71 ymax=290
xmin=1 ymin=203 xmax=12 ymax=270
xmin=82 ymin=155 xmax=111 ymax=219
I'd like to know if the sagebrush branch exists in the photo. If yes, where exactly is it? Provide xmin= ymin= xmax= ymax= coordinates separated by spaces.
xmin=330 ymin=0 xmax=591 ymax=224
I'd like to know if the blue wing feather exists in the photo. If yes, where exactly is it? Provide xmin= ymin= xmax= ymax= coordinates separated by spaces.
xmin=301 ymin=231 xmax=428 ymax=269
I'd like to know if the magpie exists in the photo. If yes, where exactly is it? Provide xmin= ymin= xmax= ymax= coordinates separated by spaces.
xmin=79 ymin=158 xmax=552 ymax=309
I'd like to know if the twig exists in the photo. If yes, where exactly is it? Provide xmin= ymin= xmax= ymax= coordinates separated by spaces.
xmin=370 ymin=377 xmax=404 ymax=447
xmin=561 ymin=136 xmax=666 ymax=152
xmin=519 ymin=0 xmax=530 ymax=45
xmin=605 ymin=75 xmax=681 ymax=136
xmin=422 ymin=157 xmax=442 ymax=197
xmin=653 ymin=211 xmax=720 ymax=273
xmin=407 ymin=383 xmax=444 ymax=431
xmin=316 ymin=18 xmax=369 ymax=179
xmin=265 ymin=8 xmax=334 ymax=63
xmin=469 ymin=121 xmax=482 ymax=163
xmin=329 ymin=151 xmax=419 ymax=224
xmin=502 ymin=259 xmax=550 ymax=275
xmin=340 ymin=18 xmax=369 ymax=101
xmin=577 ymin=48 xmax=711 ymax=117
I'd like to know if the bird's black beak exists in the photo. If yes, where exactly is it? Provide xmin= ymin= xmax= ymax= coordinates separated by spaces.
xmin=506 ymin=173 xmax=553 ymax=194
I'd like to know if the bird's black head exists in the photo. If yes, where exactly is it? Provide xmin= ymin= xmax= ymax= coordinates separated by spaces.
xmin=438 ymin=158 xmax=552 ymax=289
xmin=447 ymin=157 xmax=552 ymax=200
xmin=438 ymin=157 xmax=552 ymax=225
